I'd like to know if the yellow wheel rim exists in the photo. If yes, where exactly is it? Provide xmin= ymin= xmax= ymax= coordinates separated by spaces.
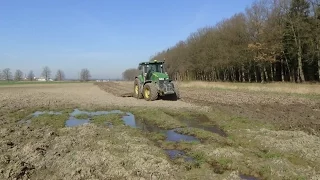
xmin=135 ymin=85 xmax=139 ymax=95
xmin=144 ymin=88 xmax=150 ymax=98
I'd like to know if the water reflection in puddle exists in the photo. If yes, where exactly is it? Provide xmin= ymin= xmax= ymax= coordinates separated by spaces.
xmin=122 ymin=112 xmax=136 ymax=127
xmin=20 ymin=109 xmax=134 ymax=128
xmin=164 ymin=149 xmax=194 ymax=162
xmin=66 ymin=109 xmax=134 ymax=128
xmin=123 ymin=119 xmax=200 ymax=142
xmin=165 ymin=129 xmax=199 ymax=142
xmin=65 ymin=118 xmax=90 ymax=127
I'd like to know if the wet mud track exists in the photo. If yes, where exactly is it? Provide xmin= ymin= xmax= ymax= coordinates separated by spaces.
xmin=18 ymin=109 xmax=225 ymax=163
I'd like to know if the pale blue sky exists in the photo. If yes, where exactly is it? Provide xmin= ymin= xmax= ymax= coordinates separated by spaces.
xmin=0 ymin=0 xmax=255 ymax=79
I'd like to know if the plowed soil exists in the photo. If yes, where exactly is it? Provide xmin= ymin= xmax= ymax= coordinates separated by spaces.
xmin=0 ymin=83 xmax=196 ymax=110
xmin=96 ymin=81 xmax=320 ymax=135
xmin=1 ymin=82 xmax=320 ymax=180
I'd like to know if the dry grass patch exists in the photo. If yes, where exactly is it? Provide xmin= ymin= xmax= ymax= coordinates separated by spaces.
xmin=248 ymin=128 xmax=320 ymax=165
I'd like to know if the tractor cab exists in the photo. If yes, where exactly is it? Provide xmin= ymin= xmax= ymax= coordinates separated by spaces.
xmin=138 ymin=60 xmax=165 ymax=81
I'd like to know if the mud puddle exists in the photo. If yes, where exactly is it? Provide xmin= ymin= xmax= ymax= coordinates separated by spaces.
xmin=239 ymin=174 xmax=259 ymax=180
xmin=18 ymin=111 xmax=62 ymax=124
xmin=20 ymin=109 xmax=200 ymax=162
xmin=165 ymin=129 xmax=199 ymax=142
xmin=70 ymin=109 xmax=199 ymax=160
xmin=118 ymin=114 xmax=200 ymax=143
xmin=123 ymin=119 xmax=198 ymax=161
xmin=65 ymin=118 xmax=90 ymax=127
xmin=164 ymin=149 xmax=194 ymax=162
xmin=20 ymin=109 xmax=134 ymax=127
xmin=167 ymin=112 xmax=228 ymax=137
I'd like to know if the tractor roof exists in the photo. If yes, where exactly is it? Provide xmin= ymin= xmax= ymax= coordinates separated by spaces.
xmin=139 ymin=60 xmax=164 ymax=65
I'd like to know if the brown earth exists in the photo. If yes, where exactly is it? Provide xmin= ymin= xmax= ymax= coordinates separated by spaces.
xmin=96 ymin=81 xmax=320 ymax=135
xmin=1 ymin=82 xmax=320 ymax=180
xmin=0 ymin=83 xmax=197 ymax=110
xmin=0 ymin=83 xmax=197 ymax=180
xmin=0 ymin=83 xmax=217 ymax=180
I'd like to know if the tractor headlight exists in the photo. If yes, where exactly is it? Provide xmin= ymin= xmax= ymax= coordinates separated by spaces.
xmin=159 ymin=78 xmax=164 ymax=80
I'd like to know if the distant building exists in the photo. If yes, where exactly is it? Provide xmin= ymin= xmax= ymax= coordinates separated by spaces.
xmin=95 ymin=79 xmax=109 ymax=82
xmin=37 ymin=77 xmax=46 ymax=81
xmin=37 ymin=77 xmax=53 ymax=81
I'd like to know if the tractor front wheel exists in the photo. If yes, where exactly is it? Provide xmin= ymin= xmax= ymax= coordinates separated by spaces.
xmin=143 ymin=83 xmax=158 ymax=101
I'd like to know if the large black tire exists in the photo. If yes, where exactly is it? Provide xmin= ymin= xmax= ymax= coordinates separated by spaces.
xmin=133 ymin=78 xmax=143 ymax=99
xmin=143 ymin=83 xmax=158 ymax=101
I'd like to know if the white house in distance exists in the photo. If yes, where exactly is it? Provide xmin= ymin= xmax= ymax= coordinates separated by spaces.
xmin=37 ymin=77 xmax=46 ymax=81
xmin=36 ymin=77 xmax=53 ymax=81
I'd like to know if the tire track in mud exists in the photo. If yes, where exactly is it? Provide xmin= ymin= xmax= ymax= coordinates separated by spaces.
xmin=95 ymin=82 xmax=133 ymax=97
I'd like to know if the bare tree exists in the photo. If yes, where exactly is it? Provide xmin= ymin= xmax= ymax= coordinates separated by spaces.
xmin=14 ymin=69 xmax=23 ymax=81
xmin=2 ymin=68 xmax=12 ymax=82
xmin=55 ymin=69 xmax=65 ymax=81
xmin=122 ymin=68 xmax=140 ymax=80
xmin=41 ymin=66 xmax=51 ymax=81
xmin=309 ymin=0 xmax=320 ymax=80
xmin=80 ymin=68 xmax=91 ymax=82
xmin=28 ymin=70 xmax=35 ymax=81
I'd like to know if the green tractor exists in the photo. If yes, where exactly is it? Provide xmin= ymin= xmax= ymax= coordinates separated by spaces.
xmin=133 ymin=60 xmax=180 ymax=101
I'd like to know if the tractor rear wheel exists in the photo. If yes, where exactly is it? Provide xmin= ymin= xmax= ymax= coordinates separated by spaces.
xmin=133 ymin=78 xmax=143 ymax=99
xmin=143 ymin=83 xmax=158 ymax=101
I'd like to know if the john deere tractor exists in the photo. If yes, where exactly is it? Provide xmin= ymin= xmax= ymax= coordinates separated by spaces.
xmin=133 ymin=60 xmax=180 ymax=101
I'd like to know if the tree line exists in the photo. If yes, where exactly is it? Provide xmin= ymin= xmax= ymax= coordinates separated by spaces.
xmin=122 ymin=68 xmax=140 ymax=81
xmin=0 ymin=66 xmax=92 ymax=82
xmin=148 ymin=0 xmax=320 ymax=83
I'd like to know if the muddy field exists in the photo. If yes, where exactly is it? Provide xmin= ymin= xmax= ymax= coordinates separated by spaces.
xmin=96 ymin=81 xmax=320 ymax=135
xmin=1 ymin=82 xmax=320 ymax=180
